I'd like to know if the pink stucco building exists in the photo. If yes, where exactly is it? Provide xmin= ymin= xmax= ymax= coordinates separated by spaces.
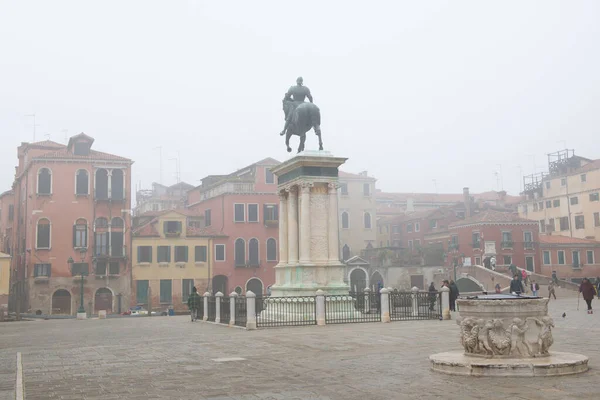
xmin=8 ymin=133 xmax=133 ymax=314
xmin=186 ymin=158 xmax=280 ymax=295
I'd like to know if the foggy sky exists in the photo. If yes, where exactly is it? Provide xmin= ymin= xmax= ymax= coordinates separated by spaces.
xmin=1 ymin=1 xmax=599 ymax=197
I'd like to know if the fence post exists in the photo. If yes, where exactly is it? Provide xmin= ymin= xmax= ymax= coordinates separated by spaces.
xmin=229 ymin=292 xmax=237 ymax=326
xmin=380 ymin=288 xmax=390 ymax=323
xmin=315 ymin=289 xmax=325 ymax=326
xmin=203 ymin=292 xmax=209 ymax=321
xmin=246 ymin=290 xmax=257 ymax=330
xmin=147 ymin=287 xmax=152 ymax=317
xmin=411 ymin=287 xmax=419 ymax=317
xmin=363 ymin=287 xmax=371 ymax=313
xmin=215 ymin=292 xmax=223 ymax=324
xmin=440 ymin=286 xmax=451 ymax=320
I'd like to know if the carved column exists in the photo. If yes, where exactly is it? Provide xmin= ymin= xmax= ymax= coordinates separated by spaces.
xmin=278 ymin=190 xmax=288 ymax=265
xmin=287 ymin=185 xmax=299 ymax=265
xmin=299 ymin=182 xmax=313 ymax=264
xmin=328 ymin=183 xmax=340 ymax=263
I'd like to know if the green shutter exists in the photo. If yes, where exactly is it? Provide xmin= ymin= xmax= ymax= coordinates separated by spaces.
xmin=184 ymin=246 xmax=188 ymax=262
xmin=72 ymin=225 xmax=77 ymax=247
xmin=149 ymin=247 xmax=153 ymax=263
xmin=137 ymin=246 xmax=141 ymax=263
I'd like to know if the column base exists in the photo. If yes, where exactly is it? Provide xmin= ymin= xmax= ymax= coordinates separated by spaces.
xmin=76 ymin=312 xmax=87 ymax=320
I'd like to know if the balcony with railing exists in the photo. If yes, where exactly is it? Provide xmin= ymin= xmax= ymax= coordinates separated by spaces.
xmin=471 ymin=241 xmax=481 ymax=248
xmin=448 ymin=243 xmax=460 ymax=251
xmin=94 ymin=245 xmax=127 ymax=259
xmin=235 ymin=259 xmax=261 ymax=268
xmin=501 ymin=241 xmax=514 ymax=249
xmin=523 ymin=241 xmax=535 ymax=250
xmin=201 ymin=181 xmax=255 ymax=201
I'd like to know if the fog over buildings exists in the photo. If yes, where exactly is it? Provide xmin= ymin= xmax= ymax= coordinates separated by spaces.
xmin=1 ymin=1 xmax=599 ymax=195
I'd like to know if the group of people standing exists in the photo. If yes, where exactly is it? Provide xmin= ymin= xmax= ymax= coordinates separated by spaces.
xmin=428 ymin=280 xmax=460 ymax=312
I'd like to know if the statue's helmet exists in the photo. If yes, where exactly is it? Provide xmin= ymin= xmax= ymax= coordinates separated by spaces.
xmin=296 ymin=76 xmax=303 ymax=85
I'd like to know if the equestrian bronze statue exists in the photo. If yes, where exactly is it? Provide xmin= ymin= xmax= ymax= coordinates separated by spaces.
xmin=279 ymin=77 xmax=323 ymax=153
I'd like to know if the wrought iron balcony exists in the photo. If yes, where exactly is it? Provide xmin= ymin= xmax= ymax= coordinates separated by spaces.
xmin=523 ymin=241 xmax=535 ymax=250
xmin=471 ymin=241 xmax=481 ymax=248
xmin=501 ymin=241 xmax=514 ymax=249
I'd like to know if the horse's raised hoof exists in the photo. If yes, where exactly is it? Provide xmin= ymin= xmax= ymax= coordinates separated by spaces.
xmin=280 ymin=131 xmax=286 ymax=136
xmin=319 ymin=145 xmax=323 ymax=151
xmin=287 ymin=147 xmax=292 ymax=153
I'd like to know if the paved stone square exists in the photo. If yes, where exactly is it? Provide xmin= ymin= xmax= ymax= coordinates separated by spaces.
xmin=0 ymin=296 xmax=598 ymax=400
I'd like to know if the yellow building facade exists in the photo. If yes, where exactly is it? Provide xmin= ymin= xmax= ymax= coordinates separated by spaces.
xmin=0 ymin=252 xmax=10 ymax=308
xmin=132 ymin=210 xmax=219 ymax=312
xmin=519 ymin=159 xmax=600 ymax=240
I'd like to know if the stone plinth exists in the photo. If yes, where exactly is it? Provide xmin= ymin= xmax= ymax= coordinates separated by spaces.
xmin=430 ymin=294 xmax=588 ymax=376
xmin=269 ymin=151 xmax=349 ymax=297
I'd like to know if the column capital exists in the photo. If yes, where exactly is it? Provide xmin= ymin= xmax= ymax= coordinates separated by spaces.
xmin=300 ymin=181 xmax=313 ymax=194
xmin=278 ymin=190 xmax=288 ymax=200
xmin=285 ymin=185 xmax=298 ymax=194
xmin=328 ymin=182 xmax=340 ymax=194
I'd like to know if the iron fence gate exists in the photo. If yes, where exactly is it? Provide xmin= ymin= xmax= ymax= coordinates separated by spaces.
xmin=220 ymin=296 xmax=230 ymax=323
xmin=234 ymin=296 xmax=247 ymax=327
xmin=324 ymin=292 xmax=381 ymax=324
xmin=389 ymin=291 xmax=441 ymax=321
xmin=207 ymin=296 xmax=216 ymax=322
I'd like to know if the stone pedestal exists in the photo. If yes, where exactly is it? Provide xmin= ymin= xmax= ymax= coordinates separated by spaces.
xmin=270 ymin=151 xmax=349 ymax=297
xmin=429 ymin=295 xmax=588 ymax=376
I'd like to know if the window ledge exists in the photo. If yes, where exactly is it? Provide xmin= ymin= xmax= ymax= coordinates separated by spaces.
xmin=176 ymin=262 xmax=186 ymax=268
xmin=36 ymin=247 xmax=51 ymax=251
xmin=75 ymin=194 xmax=89 ymax=197
xmin=34 ymin=276 xmax=50 ymax=283
xmin=37 ymin=193 xmax=52 ymax=197
xmin=159 ymin=262 xmax=170 ymax=267
xmin=138 ymin=262 xmax=151 ymax=266
xmin=194 ymin=262 xmax=206 ymax=266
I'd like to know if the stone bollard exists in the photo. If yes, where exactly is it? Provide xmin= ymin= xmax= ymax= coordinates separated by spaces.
xmin=215 ymin=292 xmax=223 ymax=324
xmin=380 ymin=288 xmax=390 ymax=323
xmin=203 ymin=292 xmax=210 ymax=321
xmin=229 ymin=292 xmax=237 ymax=326
xmin=364 ymin=287 xmax=371 ymax=313
xmin=316 ymin=289 xmax=326 ymax=326
xmin=440 ymin=286 xmax=451 ymax=320
xmin=411 ymin=286 xmax=419 ymax=317
xmin=246 ymin=290 xmax=257 ymax=330
xmin=98 ymin=310 xmax=107 ymax=319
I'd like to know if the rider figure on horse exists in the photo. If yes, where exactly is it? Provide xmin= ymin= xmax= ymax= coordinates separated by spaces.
xmin=280 ymin=77 xmax=313 ymax=136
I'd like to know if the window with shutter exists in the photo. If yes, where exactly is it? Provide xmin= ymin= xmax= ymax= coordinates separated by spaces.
xmin=235 ymin=239 xmax=245 ymax=266
xmin=248 ymin=204 xmax=259 ymax=222
xmin=175 ymin=246 xmax=188 ymax=262
xmin=266 ymin=238 xmax=277 ymax=261
xmin=136 ymin=280 xmax=149 ymax=304
xmin=249 ymin=238 xmax=259 ymax=266
xmin=157 ymin=246 xmax=171 ymax=262
xmin=138 ymin=246 xmax=152 ymax=263
xmin=195 ymin=246 xmax=207 ymax=262
xmin=160 ymin=279 xmax=172 ymax=303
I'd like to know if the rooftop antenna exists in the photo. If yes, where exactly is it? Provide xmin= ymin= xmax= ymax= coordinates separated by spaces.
xmin=432 ymin=179 xmax=438 ymax=194
xmin=24 ymin=114 xmax=39 ymax=142
xmin=154 ymin=146 xmax=163 ymax=184
xmin=493 ymin=171 xmax=500 ymax=191
xmin=169 ymin=154 xmax=180 ymax=184
xmin=496 ymin=164 xmax=504 ymax=191
xmin=62 ymin=129 xmax=69 ymax=144
xmin=44 ymin=133 xmax=51 ymax=140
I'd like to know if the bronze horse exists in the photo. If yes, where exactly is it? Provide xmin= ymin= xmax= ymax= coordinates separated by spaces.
xmin=281 ymin=99 xmax=323 ymax=153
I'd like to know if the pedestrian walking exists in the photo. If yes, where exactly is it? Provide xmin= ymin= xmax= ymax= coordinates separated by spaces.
xmin=530 ymin=280 xmax=539 ymax=297
xmin=495 ymin=283 xmax=502 ymax=294
xmin=428 ymin=282 xmax=437 ymax=311
xmin=449 ymin=280 xmax=459 ymax=312
xmin=187 ymin=286 xmax=201 ymax=321
xmin=580 ymin=278 xmax=597 ymax=314
xmin=548 ymin=282 xmax=557 ymax=300
xmin=510 ymin=275 xmax=523 ymax=295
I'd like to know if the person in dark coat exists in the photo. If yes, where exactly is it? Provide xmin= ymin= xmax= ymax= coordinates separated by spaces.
xmin=509 ymin=275 xmax=523 ymax=295
xmin=187 ymin=287 xmax=202 ymax=321
xmin=596 ymin=277 xmax=600 ymax=300
xmin=428 ymin=282 xmax=438 ymax=311
xmin=579 ymin=278 xmax=597 ymax=314
xmin=449 ymin=280 xmax=459 ymax=311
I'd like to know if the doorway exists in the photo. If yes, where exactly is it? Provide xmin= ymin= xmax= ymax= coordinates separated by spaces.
xmin=525 ymin=256 xmax=535 ymax=272
xmin=52 ymin=289 xmax=71 ymax=314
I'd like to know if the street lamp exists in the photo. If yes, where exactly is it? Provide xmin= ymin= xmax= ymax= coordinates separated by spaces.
xmin=68 ymin=248 xmax=88 ymax=316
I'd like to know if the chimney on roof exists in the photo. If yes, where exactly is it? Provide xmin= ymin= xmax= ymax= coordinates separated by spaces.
xmin=498 ymin=190 xmax=507 ymax=208
xmin=359 ymin=171 xmax=368 ymax=176
xmin=406 ymin=197 xmax=415 ymax=213
xmin=463 ymin=187 xmax=471 ymax=218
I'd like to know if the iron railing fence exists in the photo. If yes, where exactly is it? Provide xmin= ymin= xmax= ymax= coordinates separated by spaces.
xmin=220 ymin=296 xmax=231 ymax=323
xmin=234 ymin=296 xmax=247 ymax=327
xmin=389 ymin=291 xmax=442 ymax=321
xmin=324 ymin=292 xmax=381 ymax=324
xmin=207 ymin=296 xmax=216 ymax=322
xmin=255 ymin=296 xmax=317 ymax=328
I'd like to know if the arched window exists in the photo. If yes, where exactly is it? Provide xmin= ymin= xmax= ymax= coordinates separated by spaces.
xmin=75 ymin=169 xmax=89 ymax=195
xmin=249 ymin=238 xmax=259 ymax=266
xmin=37 ymin=218 xmax=51 ymax=249
xmin=364 ymin=212 xmax=372 ymax=229
xmin=37 ymin=168 xmax=52 ymax=195
xmin=266 ymin=238 xmax=277 ymax=261
xmin=111 ymin=217 xmax=124 ymax=228
xmin=342 ymin=244 xmax=350 ymax=261
xmin=95 ymin=169 xmax=109 ymax=200
xmin=112 ymin=169 xmax=124 ymax=200
xmin=95 ymin=217 xmax=108 ymax=229
xmin=73 ymin=218 xmax=88 ymax=248
xmin=234 ymin=238 xmax=246 ymax=267
xmin=341 ymin=212 xmax=349 ymax=229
